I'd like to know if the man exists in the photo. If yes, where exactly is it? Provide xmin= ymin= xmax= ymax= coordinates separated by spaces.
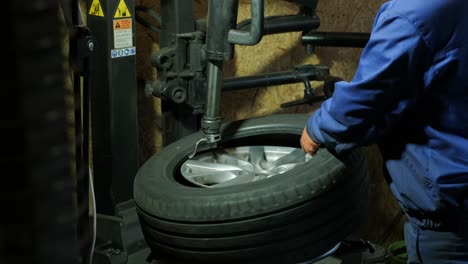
xmin=300 ymin=0 xmax=468 ymax=263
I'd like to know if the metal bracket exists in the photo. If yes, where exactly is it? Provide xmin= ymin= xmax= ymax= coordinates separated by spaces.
xmin=93 ymin=200 xmax=150 ymax=264
xmin=280 ymin=77 xmax=325 ymax=108
xmin=152 ymin=46 xmax=176 ymax=70
xmin=69 ymin=25 xmax=96 ymax=74
xmin=280 ymin=75 xmax=344 ymax=108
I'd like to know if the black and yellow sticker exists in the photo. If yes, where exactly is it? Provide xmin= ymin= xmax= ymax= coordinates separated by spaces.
xmin=89 ymin=0 xmax=104 ymax=17
xmin=114 ymin=0 xmax=131 ymax=18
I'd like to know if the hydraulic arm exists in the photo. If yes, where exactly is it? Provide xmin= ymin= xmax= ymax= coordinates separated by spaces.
xmin=190 ymin=0 xmax=265 ymax=157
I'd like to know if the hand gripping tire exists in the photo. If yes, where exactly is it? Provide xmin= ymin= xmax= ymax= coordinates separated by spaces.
xmin=134 ymin=114 xmax=369 ymax=264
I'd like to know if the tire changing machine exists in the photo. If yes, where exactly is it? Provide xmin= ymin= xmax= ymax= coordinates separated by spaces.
xmin=69 ymin=0 xmax=393 ymax=263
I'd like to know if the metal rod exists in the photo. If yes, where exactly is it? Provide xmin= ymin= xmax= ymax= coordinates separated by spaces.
xmin=205 ymin=62 xmax=223 ymax=118
xmin=237 ymin=15 xmax=320 ymax=36
xmin=205 ymin=0 xmax=238 ymax=59
xmin=222 ymin=69 xmax=322 ymax=91
xmin=201 ymin=0 xmax=238 ymax=141
xmin=228 ymin=0 xmax=264 ymax=45
xmin=302 ymin=32 xmax=370 ymax=48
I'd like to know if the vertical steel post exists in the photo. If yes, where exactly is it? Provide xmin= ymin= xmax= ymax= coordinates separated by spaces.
xmin=87 ymin=0 xmax=138 ymax=214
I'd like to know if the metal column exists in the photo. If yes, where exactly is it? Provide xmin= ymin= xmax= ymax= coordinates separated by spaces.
xmin=87 ymin=1 xmax=149 ymax=263
xmin=87 ymin=0 xmax=138 ymax=214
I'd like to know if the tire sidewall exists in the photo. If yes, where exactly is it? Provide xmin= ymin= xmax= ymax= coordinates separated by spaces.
xmin=134 ymin=115 xmax=364 ymax=222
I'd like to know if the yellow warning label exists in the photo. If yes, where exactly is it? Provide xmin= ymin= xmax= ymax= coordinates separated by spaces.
xmin=89 ymin=0 xmax=104 ymax=17
xmin=114 ymin=0 xmax=131 ymax=18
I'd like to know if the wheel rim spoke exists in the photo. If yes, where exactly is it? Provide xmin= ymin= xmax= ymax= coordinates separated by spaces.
xmin=181 ymin=146 xmax=309 ymax=188
xmin=215 ymin=150 xmax=255 ymax=172
xmin=182 ymin=170 xmax=245 ymax=188
xmin=211 ymin=172 xmax=257 ymax=188
xmin=182 ymin=159 xmax=245 ymax=174
xmin=248 ymin=146 xmax=266 ymax=166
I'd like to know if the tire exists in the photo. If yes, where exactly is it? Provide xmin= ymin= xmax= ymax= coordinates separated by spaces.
xmin=134 ymin=114 xmax=369 ymax=264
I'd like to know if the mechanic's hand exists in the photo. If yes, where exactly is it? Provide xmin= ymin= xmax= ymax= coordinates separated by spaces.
xmin=300 ymin=127 xmax=320 ymax=155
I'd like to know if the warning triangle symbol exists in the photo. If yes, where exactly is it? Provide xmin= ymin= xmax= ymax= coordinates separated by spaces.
xmin=114 ymin=0 xmax=131 ymax=18
xmin=89 ymin=0 xmax=104 ymax=17
xmin=115 ymin=22 xmax=121 ymax=28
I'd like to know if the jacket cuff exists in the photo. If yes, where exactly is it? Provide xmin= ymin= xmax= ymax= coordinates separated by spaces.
xmin=306 ymin=111 xmax=323 ymax=145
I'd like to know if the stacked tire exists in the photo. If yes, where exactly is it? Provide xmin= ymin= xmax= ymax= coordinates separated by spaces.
xmin=134 ymin=114 xmax=369 ymax=264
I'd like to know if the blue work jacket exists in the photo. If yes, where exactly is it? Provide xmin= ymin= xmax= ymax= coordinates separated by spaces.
xmin=307 ymin=0 xmax=468 ymax=227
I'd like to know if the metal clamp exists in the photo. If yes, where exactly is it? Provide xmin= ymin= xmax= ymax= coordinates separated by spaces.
xmin=188 ymin=134 xmax=220 ymax=159
xmin=188 ymin=138 xmax=208 ymax=159
xmin=280 ymin=77 xmax=325 ymax=108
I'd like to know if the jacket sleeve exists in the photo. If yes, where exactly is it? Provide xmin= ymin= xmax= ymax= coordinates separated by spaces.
xmin=306 ymin=10 xmax=431 ymax=154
